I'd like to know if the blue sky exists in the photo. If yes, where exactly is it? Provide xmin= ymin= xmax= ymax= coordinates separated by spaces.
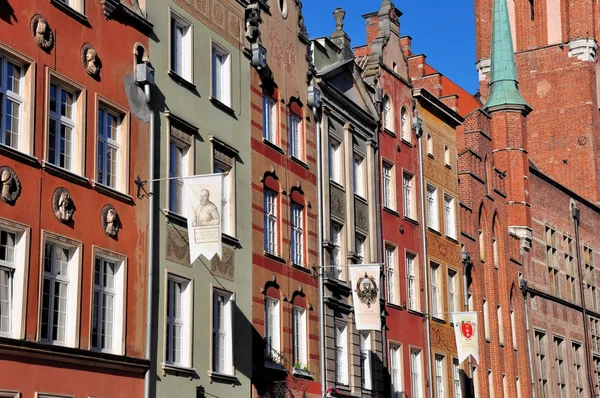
xmin=302 ymin=0 xmax=479 ymax=94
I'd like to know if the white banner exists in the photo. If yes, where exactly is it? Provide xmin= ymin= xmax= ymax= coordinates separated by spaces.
xmin=183 ymin=174 xmax=224 ymax=262
xmin=451 ymin=311 xmax=479 ymax=364
xmin=349 ymin=264 xmax=381 ymax=330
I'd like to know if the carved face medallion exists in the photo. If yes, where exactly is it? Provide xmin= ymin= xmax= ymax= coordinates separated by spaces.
xmin=52 ymin=187 xmax=75 ymax=223
xmin=0 ymin=166 xmax=21 ymax=205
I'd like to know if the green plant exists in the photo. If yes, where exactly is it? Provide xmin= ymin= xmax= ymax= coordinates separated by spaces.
xmin=293 ymin=361 xmax=302 ymax=369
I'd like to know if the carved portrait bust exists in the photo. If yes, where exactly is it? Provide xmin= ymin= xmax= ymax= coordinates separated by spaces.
xmin=0 ymin=166 xmax=21 ymax=205
xmin=31 ymin=14 xmax=54 ymax=51
xmin=101 ymin=204 xmax=121 ymax=238
xmin=52 ymin=188 xmax=75 ymax=223
xmin=81 ymin=44 xmax=101 ymax=77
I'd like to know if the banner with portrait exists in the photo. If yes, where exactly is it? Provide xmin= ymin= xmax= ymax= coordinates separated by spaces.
xmin=349 ymin=264 xmax=381 ymax=330
xmin=451 ymin=311 xmax=479 ymax=364
xmin=183 ymin=174 xmax=224 ymax=262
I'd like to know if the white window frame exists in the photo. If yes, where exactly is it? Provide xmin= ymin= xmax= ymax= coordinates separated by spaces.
xmin=444 ymin=145 xmax=451 ymax=166
xmin=263 ymin=188 xmax=278 ymax=256
xmin=355 ymin=234 xmax=365 ymax=263
xmin=0 ymin=391 xmax=19 ymax=398
xmin=265 ymin=297 xmax=281 ymax=363
xmin=410 ymin=347 xmax=423 ymax=398
xmin=498 ymin=306 xmax=505 ymax=345
xmin=383 ymin=96 xmax=393 ymax=131
xmin=168 ymin=140 xmax=190 ymax=215
xmin=331 ymin=222 xmax=343 ymax=279
xmin=262 ymin=95 xmax=277 ymax=144
xmin=406 ymin=252 xmax=418 ymax=311
xmin=211 ymin=141 xmax=236 ymax=238
xmin=401 ymin=107 xmax=410 ymax=142
xmin=211 ymin=41 xmax=231 ymax=107
xmin=360 ymin=331 xmax=372 ymax=390
xmin=403 ymin=171 xmax=415 ymax=219
xmin=390 ymin=343 xmax=403 ymax=397
xmin=96 ymin=96 xmax=130 ymax=193
xmin=353 ymin=153 xmax=365 ymax=198
xmin=444 ymin=193 xmax=456 ymax=239
xmin=335 ymin=323 xmax=349 ymax=385
xmin=170 ymin=11 xmax=192 ymax=82
xmin=57 ymin=0 xmax=84 ymax=13
xmin=91 ymin=248 xmax=126 ymax=355
xmin=165 ymin=273 xmax=193 ymax=368
xmin=291 ymin=202 xmax=304 ymax=266
xmin=289 ymin=113 xmax=302 ymax=159
xmin=435 ymin=353 xmax=446 ymax=398
xmin=427 ymin=134 xmax=433 ymax=156
xmin=483 ymin=299 xmax=490 ymax=340
xmin=40 ymin=233 xmax=82 ymax=348
xmin=329 ymin=136 xmax=343 ymax=185
xmin=292 ymin=306 xmax=307 ymax=368
xmin=448 ymin=269 xmax=458 ymax=316
xmin=453 ymin=357 xmax=462 ymax=398
xmin=431 ymin=262 xmax=442 ymax=319
xmin=0 ymin=57 xmax=22 ymax=150
xmin=212 ymin=288 xmax=233 ymax=375
xmin=386 ymin=245 xmax=397 ymax=304
xmin=488 ymin=369 xmax=495 ymax=397
xmin=427 ymin=184 xmax=439 ymax=231
xmin=382 ymin=161 xmax=396 ymax=210
xmin=0 ymin=219 xmax=29 ymax=340
xmin=511 ymin=307 xmax=518 ymax=349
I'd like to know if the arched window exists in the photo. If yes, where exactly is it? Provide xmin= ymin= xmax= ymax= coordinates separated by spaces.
xmin=383 ymin=95 xmax=393 ymax=132
xmin=401 ymin=107 xmax=410 ymax=142
xmin=492 ymin=214 xmax=499 ymax=269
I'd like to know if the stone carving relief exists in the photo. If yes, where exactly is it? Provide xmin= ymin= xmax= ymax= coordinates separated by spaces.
xmin=166 ymin=225 xmax=191 ymax=266
xmin=330 ymin=183 xmax=345 ymax=219
xmin=31 ymin=14 xmax=54 ymax=51
xmin=245 ymin=2 xmax=262 ymax=43
xmin=211 ymin=247 xmax=235 ymax=281
xmin=0 ymin=166 xmax=21 ymax=205
xmin=81 ymin=44 xmax=101 ymax=77
xmin=355 ymin=198 xmax=369 ymax=232
xmin=101 ymin=204 xmax=121 ymax=238
xmin=52 ymin=187 xmax=75 ymax=223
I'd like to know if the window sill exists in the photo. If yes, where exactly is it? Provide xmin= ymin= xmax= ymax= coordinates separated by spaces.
xmin=210 ymin=97 xmax=235 ymax=116
xmin=401 ymin=138 xmax=413 ymax=147
xmin=427 ymin=153 xmax=435 ymax=159
xmin=292 ymin=262 xmax=312 ymax=274
xmin=0 ymin=144 xmax=40 ymax=167
xmin=445 ymin=235 xmax=458 ymax=244
xmin=290 ymin=155 xmax=309 ymax=170
xmin=329 ymin=180 xmax=345 ymax=191
xmin=445 ymin=164 xmax=452 ymax=170
xmin=168 ymin=70 xmax=196 ymax=91
xmin=427 ymin=227 xmax=442 ymax=236
xmin=207 ymin=370 xmax=240 ymax=385
xmin=42 ymin=161 xmax=90 ymax=187
xmin=387 ymin=302 xmax=404 ymax=311
xmin=92 ymin=182 xmax=134 ymax=204
xmin=222 ymin=233 xmax=240 ymax=248
xmin=382 ymin=206 xmax=399 ymax=217
xmin=292 ymin=368 xmax=313 ymax=379
xmin=264 ymin=361 xmax=286 ymax=372
xmin=403 ymin=216 xmax=419 ymax=226
xmin=164 ymin=209 xmax=187 ymax=227
xmin=262 ymin=138 xmax=285 ymax=155
xmin=49 ymin=0 xmax=89 ymax=25
xmin=354 ymin=193 xmax=368 ymax=204
xmin=161 ymin=363 xmax=197 ymax=379
xmin=264 ymin=251 xmax=286 ymax=264
xmin=432 ymin=316 xmax=446 ymax=324
xmin=407 ymin=308 xmax=424 ymax=317
xmin=382 ymin=128 xmax=396 ymax=138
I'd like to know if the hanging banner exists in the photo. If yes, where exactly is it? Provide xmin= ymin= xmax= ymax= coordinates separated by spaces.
xmin=349 ymin=264 xmax=381 ymax=330
xmin=183 ymin=174 xmax=224 ymax=262
xmin=451 ymin=311 xmax=479 ymax=364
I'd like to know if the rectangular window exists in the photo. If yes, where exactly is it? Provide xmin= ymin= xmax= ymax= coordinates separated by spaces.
xmin=535 ymin=330 xmax=549 ymax=397
xmin=335 ymin=324 xmax=349 ymax=385
xmin=355 ymin=234 xmax=365 ymax=263
xmin=291 ymin=203 xmax=303 ymax=266
xmin=292 ymin=306 xmax=307 ymax=367
xmin=406 ymin=253 xmax=417 ymax=311
xmin=410 ymin=348 xmax=423 ymax=398
xmin=360 ymin=331 xmax=372 ymax=390
xmin=444 ymin=145 xmax=451 ymax=166
xmin=386 ymin=245 xmax=397 ymax=304
xmin=426 ymin=134 xmax=433 ymax=156
xmin=0 ymin=58 xmax=22 ymax=150
xmin=165 ymin=275 xmax=192 ymax=367
xmin=435 ymin=354 xmax=445 ymax=398
xmin=488 ymin=370 xmax=494 ymax=398
xmin=170 ymin=14 xmax=192 ymax=81
xmin=448 ymin=269 xmax=457 ymax=315
xmin=483 ymin=299 xmax=490 ymax=340
xmin=390 ymin=344 xmax=403 ymax=397
xmin=498 ymin=306 xmax=504 ymax=345
xmin=453 ymin=358 xmax=462 ymax=398
xmin=96 ymin=108 xmax=120 ymax=189
xmin=263 ymin=189 xmax=278 ymax=256
xmin=511 ymin=308 xmax=518 ymax=349
xmin=0 ymin=226 xmax=26 ymax=339
xmin=427 ymin=184 xmax=439 ymax=231
xmin=329 ymin=138 xmax=342 ymax=185
xmin=431 ymin=262 xmax=441 ymax=318
xmin=58 ymin=0 xmax=84 ymax=13
xmin=517 ymin=377 xmax=522 ymax=398
xmin=403 ymin=172 xmax=415 ymax=219
xmin=262 ymin=95 xmax=277 ymax=143
xmin=265 ymin=298 xmax=280 ymax=363
xmin=554 ymin=336 xmax=566 ymax=398
xmin=331 ymin=222 xmax=342 ymax=279
xmin=594 ymin=355 xmax=600 ymax=397
xmin=91 ymin=256 xmax=125 ymax=354
xmin=48 ymin=83 xmax=76 ymax=170
xmin=213 ymin=147 xmax=235 ymax=237
xmin=572 ymin=342 xmax=584 ymax=398
xmin=354 ymin=154 xmax=365 ymax=198
xmin=168 ymin=141 xmax=189 ymax=215
xmin=41 ymin=243 xmax=71 ymax=344
xmin=212 ymin=289 xmax=233 ymax=375
xmin=382 ymin=162 xmax=395 ymax=209
xmin=444 ymin=194 xmax=456 ymax=239
xmin=401 ymin=108 xmax=410 ymax=142
xmin=289 ymin=113 xmax=302 ymax=159
xmin=211 ymin=43 xmax=231 ymax=106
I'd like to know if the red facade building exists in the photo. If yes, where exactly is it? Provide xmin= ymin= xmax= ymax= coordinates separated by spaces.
xmin=0 ymin=1 xmax=151 ymax=396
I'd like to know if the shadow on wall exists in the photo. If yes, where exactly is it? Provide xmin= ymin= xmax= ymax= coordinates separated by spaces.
xmin=0 ymin=0 xmax=16 ymax=24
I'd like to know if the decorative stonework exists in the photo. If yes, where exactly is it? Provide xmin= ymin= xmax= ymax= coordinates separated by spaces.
xmin=101 ymin=204 xmax=121 ymax=238
xmin=268 ymin=23 xmax=297 ymax=74
xmin=81 ymin=43 xmax=102 ymax=77
xmin=330 ymin=184 xmax=345 ymax=219
xmin=52 ymin=187 xmax=75 ymax=223
xmin=0 ymin=166 xmax=21 ymax=205
xmin=568 ymin=38 xmax=597 ymax=62
xmin=31 ymin=14 xmax=54 ymax=51
xmin=211 ymin=246 xmax=235 ymax=281
xmin=354 ymin=198 xmax=369 ymax=232
xmin=245 ymin=3 xmax=261 ymax=43
xmin=427 ymin=233 xmax=461 ymax=265
xmin=476 ymin=58 xmax=490 ymax=81
xmin=166 ymin=225 xmax=191 ymax=266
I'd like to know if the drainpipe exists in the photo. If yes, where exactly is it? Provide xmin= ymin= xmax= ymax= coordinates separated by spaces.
xmin=572 ymin=203 xmax=596 ymax=398
xmin=415 ymin=114 xmax=434 ymax=396
xmin=143 ymin=80 xmax=155 ymax=398
xmin=522 ymin=284 xmax=536 ymax=398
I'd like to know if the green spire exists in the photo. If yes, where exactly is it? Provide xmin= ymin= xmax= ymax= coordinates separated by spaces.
xmin=484 ymin=0 xmax=531 ymax=112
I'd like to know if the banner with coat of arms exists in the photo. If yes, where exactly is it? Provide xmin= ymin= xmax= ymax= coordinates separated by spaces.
xmin=349 ymin=264 xmax=381 ymax=330
xmin=451 ymin=311 xmax=479 ymax=364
